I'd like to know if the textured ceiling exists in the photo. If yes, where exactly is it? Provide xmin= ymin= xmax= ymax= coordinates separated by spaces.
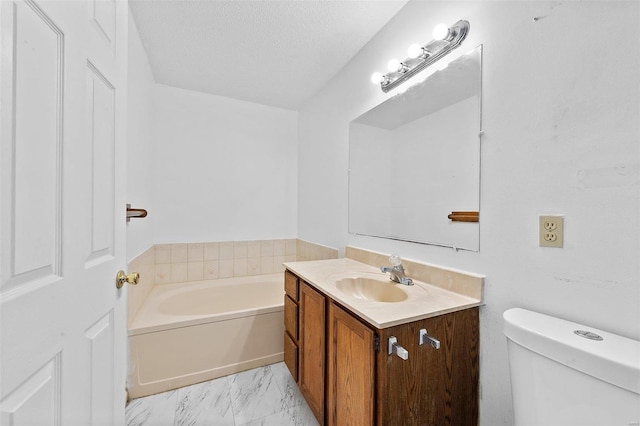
xmin=129 ymin=0 xmax=408 ymax=110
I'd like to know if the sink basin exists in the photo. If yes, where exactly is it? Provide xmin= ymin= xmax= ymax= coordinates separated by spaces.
xmin=335 ymin=276 xmax=408 ymax=303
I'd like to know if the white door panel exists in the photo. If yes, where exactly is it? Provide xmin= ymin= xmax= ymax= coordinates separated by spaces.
xmin=84 ymin=311 xmax=115 ymax=426
xmin=1 ymin=1 xmax=128 ymax=424
xmin=1 ymin=0 xmax=63 ymax=294
xmin=86 ymin=62 xmax=116 ymax=266
xmin=0 ymin=355 xmax=61 ymax=426
xmin=89 ymin=0 xmax=116 ymax=52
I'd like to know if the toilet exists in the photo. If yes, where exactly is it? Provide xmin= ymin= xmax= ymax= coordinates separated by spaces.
xmin=503 ymin=308 xmax=640 ymax=425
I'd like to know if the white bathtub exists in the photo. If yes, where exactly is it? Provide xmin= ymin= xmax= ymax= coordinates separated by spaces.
xmin=127 ymin=273 xmax=284 ymax=399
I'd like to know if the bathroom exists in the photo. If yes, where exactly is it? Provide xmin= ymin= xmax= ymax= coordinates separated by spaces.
xmin=0 ymin=0 xmax=638 ymax=425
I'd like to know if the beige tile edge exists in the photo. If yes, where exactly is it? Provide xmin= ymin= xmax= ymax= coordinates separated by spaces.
xmin=153 ymin=238 xmax=298 ymax=284
xmin=127 ymin=246 xmax=156 ymax=327
xmin=296 ymin=239 xmax=339 ymax=261
xmin=345 ymin=246 xmax=484 ymax=301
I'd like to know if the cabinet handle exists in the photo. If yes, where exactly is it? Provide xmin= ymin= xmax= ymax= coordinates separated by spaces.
xmin=388 ymin=336 xmax=409 ymax=360
xmin=419 ymin=328 xmax=440 ymax=349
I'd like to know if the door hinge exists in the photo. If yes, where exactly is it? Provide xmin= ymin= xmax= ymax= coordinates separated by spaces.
xmin=374 ymin=334 xmax=380 ymax=352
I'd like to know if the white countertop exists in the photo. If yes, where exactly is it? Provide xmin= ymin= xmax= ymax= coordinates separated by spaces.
xmin=284 ymin=258 xmax=482 ymax=329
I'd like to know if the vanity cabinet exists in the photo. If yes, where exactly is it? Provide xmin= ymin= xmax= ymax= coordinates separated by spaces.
xmin=284 ymin=270 xmax=479 ymax=426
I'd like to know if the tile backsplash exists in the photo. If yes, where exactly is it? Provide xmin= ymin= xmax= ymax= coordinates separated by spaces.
xmin=154 ymin=239 xmax=299 ymax=284
xmin=296 ymin=239 xmax=339 ymax=261
xmin=127 ymin=247 xmax=155 ymax=327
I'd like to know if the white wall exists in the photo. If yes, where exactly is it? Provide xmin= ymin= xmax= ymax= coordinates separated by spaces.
xmin=153 ymin=85 xmax=298 ymax=243
xmin=298 ymin=2 xmax=640 ymax=425
xmin=127 ymin=9 xmax=156 ymax=261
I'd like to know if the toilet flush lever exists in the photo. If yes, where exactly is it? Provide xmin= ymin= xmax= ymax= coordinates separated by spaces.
xmin=388 ymin=336 xmax=409 ymax=360
xmin=419 ymin=329 xmax=440 ymax=349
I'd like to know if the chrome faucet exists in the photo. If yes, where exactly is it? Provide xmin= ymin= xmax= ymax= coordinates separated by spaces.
xmin=380 ymin=255 xmax=413 ymax=286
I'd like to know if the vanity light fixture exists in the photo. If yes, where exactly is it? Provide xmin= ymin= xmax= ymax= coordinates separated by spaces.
xmin=371 ymin=20 xmax=470 ymax=93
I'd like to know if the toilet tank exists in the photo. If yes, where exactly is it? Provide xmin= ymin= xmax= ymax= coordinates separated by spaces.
xmin=503 ymin=308 xmax=640 ymax=426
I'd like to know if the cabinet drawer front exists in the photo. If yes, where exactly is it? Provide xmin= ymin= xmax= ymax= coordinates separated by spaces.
xmin=284 ymin=270 xmax=299 ymax=301
xmin=284 ymin=295 xmax=299 ymax=340
xmin=284 ymin=332 xmax=298 ymax=382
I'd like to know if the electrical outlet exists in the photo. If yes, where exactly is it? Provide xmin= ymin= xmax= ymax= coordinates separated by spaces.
xmin=539 ymin=215 xmax=563 ymax=248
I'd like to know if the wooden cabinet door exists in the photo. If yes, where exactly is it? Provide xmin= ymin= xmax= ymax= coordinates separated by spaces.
xmin=376 ymin=308 xmax=479 ymax=425
xmin=327 ymin=302 xmax=375 ymax=426
xmin=299 ymin=281 xmax=326 ymax=423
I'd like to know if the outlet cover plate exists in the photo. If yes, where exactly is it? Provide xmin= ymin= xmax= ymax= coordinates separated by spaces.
xmin=539 ymin=215 xmax=563 ymax=248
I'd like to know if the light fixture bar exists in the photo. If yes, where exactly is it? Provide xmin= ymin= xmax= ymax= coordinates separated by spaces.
xmin=378 ymin=20 xmax=470 ymax=93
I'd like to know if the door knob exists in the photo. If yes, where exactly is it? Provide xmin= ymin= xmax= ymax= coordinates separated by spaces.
xmin=116 ymin=270 xmax=139 ymax=289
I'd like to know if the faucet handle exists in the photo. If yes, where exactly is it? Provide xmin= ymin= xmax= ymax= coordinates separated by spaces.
xmin=389 ymin=254 xmax=402 ymax=266
xmin=399 ymin=276 xmax=413 ymax=286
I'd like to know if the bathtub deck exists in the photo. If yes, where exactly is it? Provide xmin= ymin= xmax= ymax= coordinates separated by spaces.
xmin=126 ymin=362 xmax=318 ymax=426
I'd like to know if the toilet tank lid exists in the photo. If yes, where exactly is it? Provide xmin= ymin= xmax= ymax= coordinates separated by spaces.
xmin=503 ymin=308 xmax=640 ymax=395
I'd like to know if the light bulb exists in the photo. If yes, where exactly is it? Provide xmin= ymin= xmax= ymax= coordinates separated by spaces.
xmin=387 ymin=59 xmax=402 ymax=73
xmin=407 ymin=43 xmax=424 ymax=59
xmin=370 ymin=72 xmax=384 ymax=84
xmin=432 ymin=23 xmax=450 ymax=40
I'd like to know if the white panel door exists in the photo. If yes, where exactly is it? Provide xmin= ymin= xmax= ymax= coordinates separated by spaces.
xmin=0 ymin=0 xmax=128 ymax=425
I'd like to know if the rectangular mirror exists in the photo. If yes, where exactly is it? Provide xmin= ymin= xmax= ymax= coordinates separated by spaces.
xmin=349 ymin=45 xmax=482 ymax=251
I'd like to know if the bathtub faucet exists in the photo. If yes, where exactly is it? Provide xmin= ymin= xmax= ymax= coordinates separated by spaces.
xmin=380 ymin=255 xmax=413 ymax=286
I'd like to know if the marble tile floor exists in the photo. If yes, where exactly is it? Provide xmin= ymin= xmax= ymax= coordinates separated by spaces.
xmin=126 ymin=362 xmax=319 ymax=426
